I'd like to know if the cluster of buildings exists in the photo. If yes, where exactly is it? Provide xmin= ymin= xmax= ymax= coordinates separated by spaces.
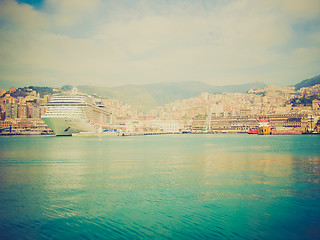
xmin=0 ymin=87 xmax=52 ymax=134
xmin=149 ymin=86 xmax=300 ymax=119
xmin=1 ymin=84 xmax=320 ymax=135
xmin=299 ymin=84 xmax=320 ymax=98
xmin=109 ymin=85 xmax=320 ymax=134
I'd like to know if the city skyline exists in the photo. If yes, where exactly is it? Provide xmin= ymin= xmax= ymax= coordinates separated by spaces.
xmin=0 ymin=0 xmax=320 ymax=88
xmin=1 ymin=82 xmax=320 ymax=136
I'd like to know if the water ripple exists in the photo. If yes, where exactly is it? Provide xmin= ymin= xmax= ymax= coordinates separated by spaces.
xmin=0 ymin=135 xmax=320 ymax=239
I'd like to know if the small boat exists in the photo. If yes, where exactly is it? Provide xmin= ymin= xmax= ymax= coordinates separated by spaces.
xmin=258 ymin=119 xmax=271 ymax=135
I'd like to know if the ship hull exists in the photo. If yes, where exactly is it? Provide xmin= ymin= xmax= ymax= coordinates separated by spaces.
xmin=42 ymin=117 xmax=97 ymax=136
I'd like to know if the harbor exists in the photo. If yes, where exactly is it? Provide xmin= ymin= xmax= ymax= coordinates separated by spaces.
xmin=1 ymin=1 xmax=320 ymax=239
xmin=1 ymin=83 xmax=320 ymax=137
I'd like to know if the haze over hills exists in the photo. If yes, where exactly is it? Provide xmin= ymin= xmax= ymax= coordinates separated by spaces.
xmin=2 ymin=74 xmax=320 ymax=112
xmin=78 ymin=81 xmax=267 ymax=112
xmin=76 ymin=75 xmax=320 ymax=112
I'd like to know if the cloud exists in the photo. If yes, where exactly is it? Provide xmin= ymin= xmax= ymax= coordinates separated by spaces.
xmin=276 ymin=0 xmax=320 ymax=19
xmin=0 ymin=0 xmax=320 ymax=87
xmin=0 ymin=0 xmax=47 ymax=29
xmin=44 ymin=0 xmax=103 ymax=26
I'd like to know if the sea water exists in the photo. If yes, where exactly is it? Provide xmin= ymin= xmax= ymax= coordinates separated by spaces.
xmin=0 ymin=134 xmax=319 ymax=239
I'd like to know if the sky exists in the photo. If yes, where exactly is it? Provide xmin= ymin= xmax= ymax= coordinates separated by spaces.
xmin=0 ymin=0 xmax=319 ymax=89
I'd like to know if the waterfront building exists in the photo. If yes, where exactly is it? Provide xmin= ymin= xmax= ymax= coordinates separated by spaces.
xmin=0 ymin=119 xmax=14 ymax=127
xmin=158 ymin=120 xmax=184 ymax=133
xmin=283 ymin=115 xmax=304 ymax=128
xmin=209 ymin=116 xmax=258 ymax=133
xmin=5 ymin=103 xmax=18 ymax=119
xmin=17 ymin=104 xmax=28 ymax=119
xmin=192 ymin=116 xmax=206 ymax=132
xmin=30 ymin=105 xmax=41 ymax=119
xmin=239 ymin=108 xmax=251 ymax=117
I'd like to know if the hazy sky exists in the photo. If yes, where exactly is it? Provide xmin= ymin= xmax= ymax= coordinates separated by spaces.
xmin=0 ymin=0 xmax=319 ymax=88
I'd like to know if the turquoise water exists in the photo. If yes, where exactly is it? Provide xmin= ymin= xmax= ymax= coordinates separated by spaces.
xmin=0 ymin=134 xmax=319 ymax=239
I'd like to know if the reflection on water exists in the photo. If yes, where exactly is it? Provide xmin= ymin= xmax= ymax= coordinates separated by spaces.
xmin=0 ymin=135 xmax=319 ymax=239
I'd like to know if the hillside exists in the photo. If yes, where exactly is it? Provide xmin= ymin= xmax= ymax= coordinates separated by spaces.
xmin=78 ymin=85 xmax=157 ymax=112
xmin=295 ymin=75 xmax=320 ymax=90
xmin=78 ymin=81 xmax=266 ymax=112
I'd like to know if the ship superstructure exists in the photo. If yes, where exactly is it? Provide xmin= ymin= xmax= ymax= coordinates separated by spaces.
xmin=42 ymin=89 xmax=111 ymax=136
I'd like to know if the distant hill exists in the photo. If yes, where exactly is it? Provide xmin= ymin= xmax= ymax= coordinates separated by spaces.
xmin=295 ymin=75 xmax=320 ymax=90
xmin=78 ymin=85 xmax=157 ymax=112
xmin=27 ymin=86 xmax=56 ymax=97
xmin=142 ymin=81 xmax=266 ymax=106
xmin=78 ymin=81 xmax=266 ymax=112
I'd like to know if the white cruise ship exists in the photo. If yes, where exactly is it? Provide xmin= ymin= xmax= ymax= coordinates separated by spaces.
xmin=42 ymin=88 xmax=112 ymax=136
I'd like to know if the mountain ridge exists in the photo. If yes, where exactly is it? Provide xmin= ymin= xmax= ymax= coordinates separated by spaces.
xmin=3 ymin=74 xmax=320 ymax=112
xmin=78 ymin=81 xmax=267 ymax=112
xmin=295 ymin=75 xmax=320 ymax=90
